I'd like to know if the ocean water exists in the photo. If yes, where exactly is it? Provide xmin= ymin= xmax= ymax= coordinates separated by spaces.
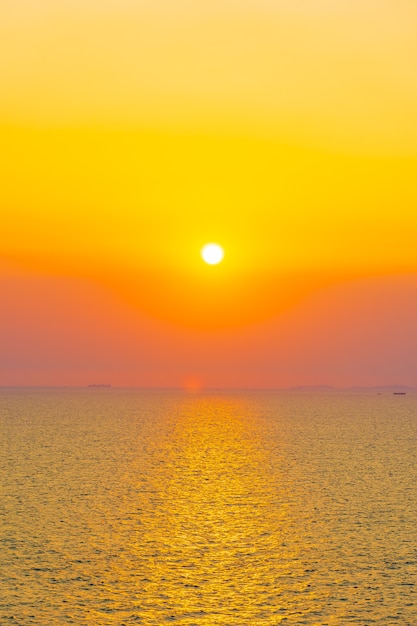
xmin=1 ymin=389 xmax=417 ymax=625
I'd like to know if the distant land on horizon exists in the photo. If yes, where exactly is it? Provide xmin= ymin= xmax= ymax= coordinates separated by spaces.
xmin=286 ymin=384 xmax=417 ymax=393
xmin=1 ymin=384 xmax=417 ymax=393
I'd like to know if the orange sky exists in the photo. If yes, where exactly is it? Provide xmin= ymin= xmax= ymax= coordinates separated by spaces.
xmin=1 ymin=1 xmax=417 ymax=388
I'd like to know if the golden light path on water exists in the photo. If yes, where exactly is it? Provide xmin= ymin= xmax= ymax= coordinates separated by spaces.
xmin=1 ymin=390 xmax=417 ymax=624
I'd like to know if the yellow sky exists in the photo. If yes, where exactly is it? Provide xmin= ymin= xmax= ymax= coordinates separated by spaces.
xmin=2 ymin=0 xmax=417 ymax=151
xmin=2 ymin=0 xmax=417 ymax=328
xmin=2 ymin=1 xmax=417 ymax=386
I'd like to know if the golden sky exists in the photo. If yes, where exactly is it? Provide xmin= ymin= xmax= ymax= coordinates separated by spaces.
xmin=1 ymin=0 xmax=417 ymax=386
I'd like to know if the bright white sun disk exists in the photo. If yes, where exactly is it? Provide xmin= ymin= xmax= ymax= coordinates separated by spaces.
xmin=201 ymin=243 xmax=224 ymax=265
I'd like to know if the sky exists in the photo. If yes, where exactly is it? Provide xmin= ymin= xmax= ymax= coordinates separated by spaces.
xmin=1 ymin=0 xmax=417 ymax=388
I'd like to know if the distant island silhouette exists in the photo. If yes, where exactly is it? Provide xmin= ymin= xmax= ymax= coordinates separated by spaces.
xmin=87 ymin=384 xmax=111 ymax=388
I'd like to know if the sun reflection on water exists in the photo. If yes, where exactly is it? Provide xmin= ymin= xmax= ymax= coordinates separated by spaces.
xmin=126 ymin=395 xmax=305 ymax=624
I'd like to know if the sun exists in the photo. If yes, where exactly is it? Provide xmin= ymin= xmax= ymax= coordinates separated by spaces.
xmin=201 ymin=243 xmax=224 ymax=265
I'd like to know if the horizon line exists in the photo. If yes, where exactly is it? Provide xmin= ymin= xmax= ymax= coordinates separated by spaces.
xmin=1 ymin=384 xmax=416 ymax=392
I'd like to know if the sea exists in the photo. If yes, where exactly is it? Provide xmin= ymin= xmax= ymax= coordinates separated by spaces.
xmin=1 ymin=388 xmax=417 ymax=625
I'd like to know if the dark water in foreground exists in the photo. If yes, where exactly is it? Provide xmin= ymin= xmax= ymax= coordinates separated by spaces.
xmin=1 ymin=389 xmax=417 ymax=625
